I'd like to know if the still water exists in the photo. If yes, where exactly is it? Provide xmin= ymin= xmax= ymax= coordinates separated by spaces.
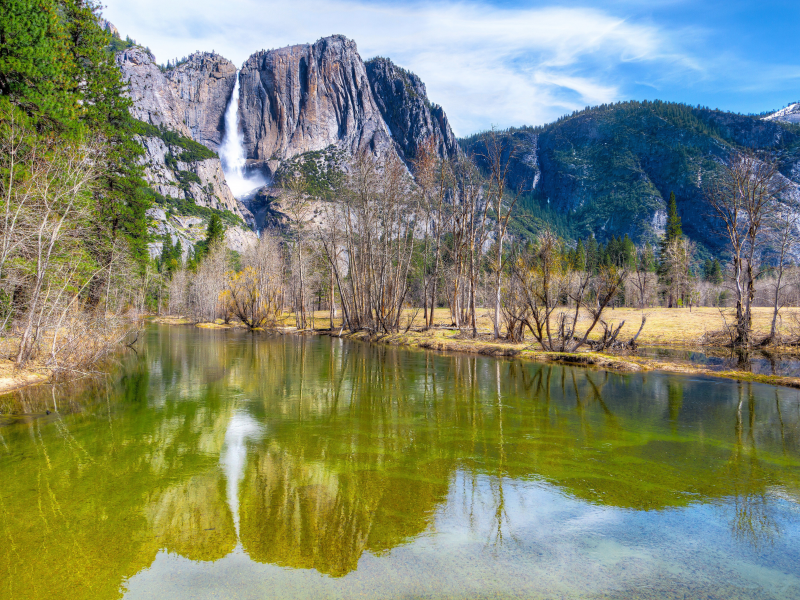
xmin=2 ymin=325 xmax=800 ymax=599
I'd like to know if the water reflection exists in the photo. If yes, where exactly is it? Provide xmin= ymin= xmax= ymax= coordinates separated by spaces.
xmin=221 ymin=411 xmax=263 ymax=531
xmin=1 ymin=325 xmax=799 ymax=599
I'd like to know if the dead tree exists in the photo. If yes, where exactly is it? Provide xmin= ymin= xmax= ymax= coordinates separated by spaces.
xmin=706 ymin=151 xmax=790 ymax=349
xmin=481 ymin=128 xmax=520 ymax=339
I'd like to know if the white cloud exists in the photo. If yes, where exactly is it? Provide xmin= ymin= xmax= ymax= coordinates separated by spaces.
xmin=103 ymin=0 xmax=698 ymax=134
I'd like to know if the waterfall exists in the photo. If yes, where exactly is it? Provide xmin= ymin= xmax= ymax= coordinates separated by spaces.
xmin=220 ymin=71 xmax=265 ymax=198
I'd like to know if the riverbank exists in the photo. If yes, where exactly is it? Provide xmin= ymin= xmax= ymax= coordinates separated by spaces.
xmin=5 ymin=310 xmax=798 ymax=395
xmin=152 ymin=306 xmax=800 ymax=390
xmin=0 ymin=337 xmax=51 ymax=394
xmin=0 ymin=359 xmax=51 ymax=394
xmin=337 ymin=327 xmax=800 ymax=390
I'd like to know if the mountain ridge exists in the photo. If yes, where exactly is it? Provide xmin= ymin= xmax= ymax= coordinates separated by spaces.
xmin=460 ymin=100 xmax=800 ymax=251
xmin=114 ymin=27 xmax=800 ymax=254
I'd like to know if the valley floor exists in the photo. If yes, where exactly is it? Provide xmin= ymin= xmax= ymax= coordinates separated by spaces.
xmin=285 ymin=306 xmax=800 ymax=348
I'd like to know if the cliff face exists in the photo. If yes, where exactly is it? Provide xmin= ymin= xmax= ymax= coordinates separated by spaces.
xmin=137 ymin=135 xmax=247 ymax=218
xmin=117 ymin=45 xmax=256 ymax=255
xmin=365 ymin=57 xmax=460 ymax=162
xmin=117 ymin=47 xmax=236 ymax=150
xmin=138 ymin=132 xmax=257 ymax=259
xmin=237 ymin=36 xmax=394 ymax=173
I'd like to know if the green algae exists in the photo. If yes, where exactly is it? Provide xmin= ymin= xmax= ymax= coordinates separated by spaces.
xmin=0 ymin=325 xmax=799 ymax=599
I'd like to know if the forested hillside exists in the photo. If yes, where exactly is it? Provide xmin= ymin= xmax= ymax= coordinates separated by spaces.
xmin=461 ymin=101 xmax=800 ymax=252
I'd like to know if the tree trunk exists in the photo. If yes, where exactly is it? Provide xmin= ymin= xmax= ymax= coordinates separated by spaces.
xmin=494 ymin=231 xmax=503 ymax=339
xmin=329 ymin=269 xmax=336 ymax=330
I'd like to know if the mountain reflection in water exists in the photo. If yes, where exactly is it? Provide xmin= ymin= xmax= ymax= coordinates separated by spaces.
xmin=1 ymin=325 xmax=799 ymax=599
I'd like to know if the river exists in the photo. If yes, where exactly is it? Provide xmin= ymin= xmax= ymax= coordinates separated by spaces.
xmin=1 ymin=324 xmax=799 ymax=599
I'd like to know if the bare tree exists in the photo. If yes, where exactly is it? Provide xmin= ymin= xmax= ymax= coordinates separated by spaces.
xmin=508 ymin=231 xmax=568 ymax=348
xmin=281 ymin=176 xmax=314 ymax=329
xmin=706 ymin=151 xmax=791 ymax=348
xmin=188 ymin=241 xmax=229 ymax=322
xmin=763 ymin=202 xmax=799 ymax=344
xmin=14 ymin=137 xmax=103 ymax=366
xmin=481 ymin=129 xmax=520 ymax=339
xmin=630 ymin=245 xmax=657 ymax=309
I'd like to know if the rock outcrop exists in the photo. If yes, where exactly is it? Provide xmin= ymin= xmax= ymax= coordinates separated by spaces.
xmin=117 ymin=47 xmax=236 ymax=150
xmin=147 ymin=209 xmax=257 ymax=261
xmin=117 ymin=45 xmax=257 ymax=254
xmin=98 ymin=19 xmax=119 ymax=38
xmin=365 ymin=57 xmax=460 ymax=162
xmin=237 ymin=36 xmax=394 ymax=173
xmin=137 ymin=135 xmax=251 ymax=221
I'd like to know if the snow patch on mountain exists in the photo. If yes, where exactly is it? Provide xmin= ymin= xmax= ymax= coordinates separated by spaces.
xmin=763 ymin=103 xmax=800 ymax=124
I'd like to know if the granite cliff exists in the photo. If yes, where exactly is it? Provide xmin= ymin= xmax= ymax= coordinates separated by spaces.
xmin=119 ymin=34 xmax=462 ymax=188
xmin=365 ymin=57 xmax=460 ymax=162
xmin=117 ymin=47 xmax=237 ymax=150
xmin=237 ymin=36 xmax=394 ymax=175
xmin=235 ymin=37 xmax=460 ymax=174
xmin=116 ymin=45 xmax=256 ymax=257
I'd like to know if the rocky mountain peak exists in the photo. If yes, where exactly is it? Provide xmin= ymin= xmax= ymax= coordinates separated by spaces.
xmin=237 ymin=35 xmax=394 ymax=174
xmin=117 ymin=48 xmax=236 ymax=150
xmin=365 ymin=56 xmax=460 ymax=162
xmin=98 ymin=19 xmax=119 ymax=38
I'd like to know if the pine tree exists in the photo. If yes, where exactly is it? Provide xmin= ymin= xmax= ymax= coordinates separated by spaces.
xmin=205 ymin=214 xmax=225 ymax=247
xmin=665 ymin=191 xmax=682 ymax=242
xmin=710 ymin=259 xmax=723 ymax=285
xmin=159 ymin=235 xmax=174 ymax=273
xmin=63 ymin=0 xmax=150 ymax=270
xmin=575 ymin=239 xmax=586 ymax=271
xmin=586 ymin=236 xmax=599 ymax=274
xmin=659 ymin=191 xmax=689 ymax=307
xmin=622 ymin=234 xmax=636 ymax=269
xmin=2 ymin=0 xmax=152 ymax=310
xmin=0 ymin=0 xmax=77 ymax=126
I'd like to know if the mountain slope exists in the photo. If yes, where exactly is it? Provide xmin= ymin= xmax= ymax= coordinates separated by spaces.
xmin=765 ymin=103 xmax=800 ymax=125
xmin=462 ymin=101 xmax=800 ymax=250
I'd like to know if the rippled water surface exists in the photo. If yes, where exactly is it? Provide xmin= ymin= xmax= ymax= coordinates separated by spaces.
xmin=2 ymin=325 xmax=800 ymax=599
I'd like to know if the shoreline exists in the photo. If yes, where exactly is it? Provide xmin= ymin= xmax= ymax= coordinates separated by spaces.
xmin=151 ymin=316 xmax=800 ymax=390
xmin=337 ymin=328 xmax=800 ymax=390
xmin=5 ymin=313 xmax=799 ymax=397
xmin=0 ymin=359 xmax=51 ymax=395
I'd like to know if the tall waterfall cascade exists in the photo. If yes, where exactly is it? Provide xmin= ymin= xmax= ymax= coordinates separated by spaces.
xmin=220 ymin=71 xmax=265 ymax=198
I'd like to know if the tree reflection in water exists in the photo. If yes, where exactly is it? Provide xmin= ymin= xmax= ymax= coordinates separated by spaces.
xmin=0 ymin=325 xmax=799 ymax=599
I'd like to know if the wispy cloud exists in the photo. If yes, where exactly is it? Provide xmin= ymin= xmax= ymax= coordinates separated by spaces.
xmin=103 ymin=0 xmax=710 ymax=134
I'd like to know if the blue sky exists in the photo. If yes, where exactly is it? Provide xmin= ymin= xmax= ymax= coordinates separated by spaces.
xmin=104 ymin=0 xmax=800 ymax=136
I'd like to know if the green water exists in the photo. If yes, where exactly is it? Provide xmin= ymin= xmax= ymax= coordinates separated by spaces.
xmin=1 ymin=325 xmax=800 ymax=599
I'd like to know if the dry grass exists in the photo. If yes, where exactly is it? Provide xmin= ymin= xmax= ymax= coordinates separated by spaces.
xmin=298 ymin=306 xmax=800 ymax=348
xmin=0 ymin=337 xmax=50 ymax=393
xmin=0 ymin=359 xmax=50 ymax=394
